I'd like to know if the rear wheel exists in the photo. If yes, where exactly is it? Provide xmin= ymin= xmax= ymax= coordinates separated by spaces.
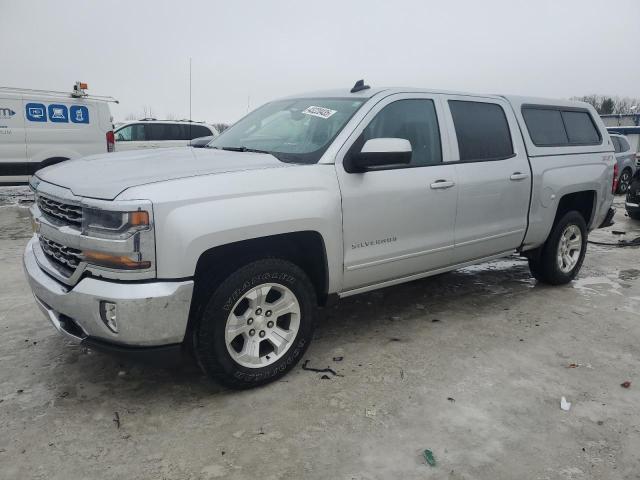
xmin=528 ymin=211 xmax=587 ymax=285
xmin=193 ymin=258 xmax=317 ymax=389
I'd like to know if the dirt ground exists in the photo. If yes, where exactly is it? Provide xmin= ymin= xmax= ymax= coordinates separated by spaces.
xmin=1 ymin=187 xmax=639 ymax=480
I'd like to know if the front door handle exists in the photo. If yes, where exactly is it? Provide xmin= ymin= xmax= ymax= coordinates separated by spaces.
xmin=430 ymin=179 xmax=455 ymax=189
xmin=510 ymin=172 xmax=529 ymax=181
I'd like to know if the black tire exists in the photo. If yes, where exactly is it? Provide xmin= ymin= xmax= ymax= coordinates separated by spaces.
xmin=617 ymin=169 xmax=632 ymax=194
xmin=527 ymin=211 xmax=588 ymax=285
xmin=193 ymin=258 xmax=317 ymax=389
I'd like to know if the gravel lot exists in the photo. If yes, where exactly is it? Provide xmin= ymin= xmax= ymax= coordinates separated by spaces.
xmin=1 ymin=187 xmax=639 ymax=480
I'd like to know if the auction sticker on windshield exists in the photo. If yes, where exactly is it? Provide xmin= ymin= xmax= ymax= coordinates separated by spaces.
xmin=302 ymin=106 xmax=337 ymax=119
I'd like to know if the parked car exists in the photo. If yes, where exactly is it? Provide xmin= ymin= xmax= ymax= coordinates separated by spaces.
xmin=626 ymin=169 xmax=640 ymax=220
xmin=114 ymin=119 xmax=218 ymax=151
xmin=24 ymin=81 xmax=616 ymax=388
xmin=0 ymin=82 xmax=115 ymax=185
xmin=609 ymin=133 xmax=636 ymax=194
xmin=189 ymin=135 xmax=214 ymax=148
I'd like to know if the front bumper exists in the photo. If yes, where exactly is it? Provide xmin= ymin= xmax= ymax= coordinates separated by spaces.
xmin=23 ymin=237 xmax=194 ymax=347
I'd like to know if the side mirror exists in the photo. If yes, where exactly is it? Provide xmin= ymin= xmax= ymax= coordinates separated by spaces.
xmin=345 ymin=138 xmax=412 ymax=172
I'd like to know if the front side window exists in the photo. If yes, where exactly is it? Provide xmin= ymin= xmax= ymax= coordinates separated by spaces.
xmin=449 ymin=100 xmax=514 ymax=161
xmin=115 ymin=124 xmax=146 ymax=142
xmin=208 ymin=98 xmax=366 ymax=164
xmin=354 ymin=99 xmax=442 ymax=166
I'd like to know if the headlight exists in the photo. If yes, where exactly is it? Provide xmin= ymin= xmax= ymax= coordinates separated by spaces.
xmin=83 ymin=208 xmax=150 ymax=239
xmin=80 ymin=205 xmax=155 ymax=272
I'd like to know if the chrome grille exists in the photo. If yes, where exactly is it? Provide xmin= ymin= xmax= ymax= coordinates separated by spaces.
xmin=39 ymin=236 xmax=83 ymax=274
xmin=37 ymin=195 xmax=83 ymax=227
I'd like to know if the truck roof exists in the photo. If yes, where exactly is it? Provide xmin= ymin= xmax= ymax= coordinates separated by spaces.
xmin=281 ymin=86 xmax=591 ymax=111
xmin=283 ymin=86 xmax=503 ymax=100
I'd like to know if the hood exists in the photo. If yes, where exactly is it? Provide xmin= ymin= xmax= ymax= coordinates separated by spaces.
xmin=36 ymin=147 xmax=290 ymax=200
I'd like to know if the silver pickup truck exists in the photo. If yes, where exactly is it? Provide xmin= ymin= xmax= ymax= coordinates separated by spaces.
xmin=24 ymin=82 xmax=616 ymax=388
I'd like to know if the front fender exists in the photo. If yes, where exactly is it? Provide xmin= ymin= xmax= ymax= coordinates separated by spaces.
xmin=120 ymin=166 xmax=344 ymax=293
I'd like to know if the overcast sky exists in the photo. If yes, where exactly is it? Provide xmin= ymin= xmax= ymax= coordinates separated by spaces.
xmin=1 ymin=0 xmax=638 ymax=123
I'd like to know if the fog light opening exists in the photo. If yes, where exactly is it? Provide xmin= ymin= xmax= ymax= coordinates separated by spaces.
xmin=99 ymin=301 xmax=118 ymax=333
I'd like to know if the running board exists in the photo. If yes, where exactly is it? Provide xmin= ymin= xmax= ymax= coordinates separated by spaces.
xmin=338 ymin=250 xmax=517 ymax=298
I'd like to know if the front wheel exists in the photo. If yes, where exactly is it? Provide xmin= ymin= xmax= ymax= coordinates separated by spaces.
xmin=193 ymin=258 xmax=317 ymax=389
xmin=528 ymin=211 xmax=588 ymax=285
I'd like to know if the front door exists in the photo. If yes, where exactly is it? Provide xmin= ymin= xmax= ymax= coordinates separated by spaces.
xmin=114 ymin=123 xmax=148 ymax=151
xmin=335 ymin=94 xmax=458 ymax=292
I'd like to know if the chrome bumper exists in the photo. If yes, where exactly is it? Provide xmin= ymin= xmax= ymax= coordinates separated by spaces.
xmin=23 ymin=237 xmax=194 ymax=346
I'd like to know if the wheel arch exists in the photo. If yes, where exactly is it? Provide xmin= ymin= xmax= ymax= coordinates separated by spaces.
xmin=185 ymin=231 xmax=330 ymax=342
xmin=552 ymin=190 xmax=597 ymax=229
xmin=38 ymin=157 xmax=69 ymax=170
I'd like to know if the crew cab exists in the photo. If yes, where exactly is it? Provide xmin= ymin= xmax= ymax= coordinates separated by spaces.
xmin=24 ymin=82 xmax=616 ymax=388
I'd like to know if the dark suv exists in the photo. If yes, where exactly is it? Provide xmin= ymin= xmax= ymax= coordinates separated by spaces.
xmin=626 ymin=169 xmax=640 ymax=220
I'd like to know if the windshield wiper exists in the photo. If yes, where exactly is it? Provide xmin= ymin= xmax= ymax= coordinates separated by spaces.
xmin=217 ymin=146 xmax=272 ymax=154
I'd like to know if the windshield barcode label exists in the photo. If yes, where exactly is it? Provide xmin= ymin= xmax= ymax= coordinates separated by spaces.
xmin=302 ymin=106 xmax=337 ymax=119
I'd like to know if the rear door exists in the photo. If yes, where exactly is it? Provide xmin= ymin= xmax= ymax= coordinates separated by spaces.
xmin=336 ymin=93 xmax=458 ymax=292
xmin=0 ymin=94 xmax=27 ymax=181
xmin=443 ymin=96 xmax=531 ymax=261
xmin=146 ymin=123 xmax=189 ymax=148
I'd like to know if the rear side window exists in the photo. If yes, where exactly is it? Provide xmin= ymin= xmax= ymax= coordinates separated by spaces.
xmin=522 ymin=106 xmax=601 ymax=147
xmin=611 ymin=137 xmax=622 ymax=153
xmin=521 ymin=108 xmax=568 ymax=146
xmin=448 ymin=101 xmax=514 ymax=161
xmin=618 ymin=136 xmax=630 ymax=152
xmin=562 ymin=111 xmax=600 ymax=144
xmin=147 ymin=123 xmax=185 ymax=141
xmin=188 ymin=125 xmax=212 ymax=139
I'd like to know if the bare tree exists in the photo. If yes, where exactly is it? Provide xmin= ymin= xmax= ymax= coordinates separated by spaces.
xmin=572 ymin=95 xmax=640 ymax=115
xmin=212 ymin=123 xmax=230 ymax=133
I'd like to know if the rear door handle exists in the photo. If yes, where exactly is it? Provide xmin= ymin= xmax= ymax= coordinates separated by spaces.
xmin=510 ymin=172 xmax=529 ymax=181
xmin=430 ymin=179 xmax=455 ymax=189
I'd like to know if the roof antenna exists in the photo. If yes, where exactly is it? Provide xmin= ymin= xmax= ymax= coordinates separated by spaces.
xmin=350 ymin=79 xmax=370 ymax=93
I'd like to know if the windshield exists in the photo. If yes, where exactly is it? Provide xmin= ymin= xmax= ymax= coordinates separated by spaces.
xmin=207 ymin=98 xmax=366 ymax=164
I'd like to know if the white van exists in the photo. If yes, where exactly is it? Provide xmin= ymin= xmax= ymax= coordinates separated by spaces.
xmin=114 ymin=119 xmax=218 ymax=151
xmin=0 ymin=83 xmax=116 ymax=185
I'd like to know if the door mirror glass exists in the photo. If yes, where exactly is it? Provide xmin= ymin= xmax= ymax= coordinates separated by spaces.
xmin=347 ymin=138 xmax=412 ymax=172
